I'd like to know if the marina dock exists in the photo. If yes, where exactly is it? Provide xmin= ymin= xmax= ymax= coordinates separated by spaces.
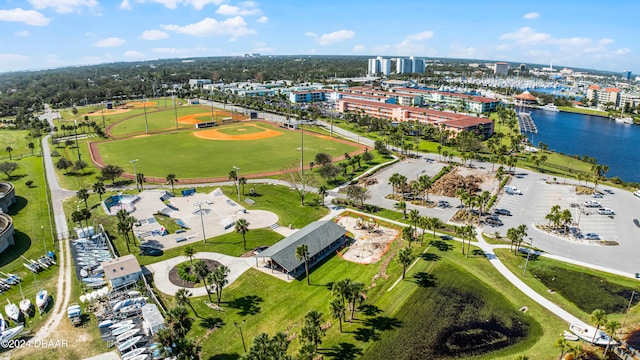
xmin=517 ymin=111 xmax=538 ymax=134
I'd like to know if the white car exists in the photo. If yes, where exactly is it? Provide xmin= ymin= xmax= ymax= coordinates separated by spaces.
xmin=583 ymin=200 xmax=601 ymax=208
xmin=597 ymin=208 xmax=615 ymax=215
xmin=584 ymin=233 xmax=600 ymax=240
xmin=505 ymin=186 xmax=522 ymax=195
xmin=635 ymin=190 xmax=640 ymax=198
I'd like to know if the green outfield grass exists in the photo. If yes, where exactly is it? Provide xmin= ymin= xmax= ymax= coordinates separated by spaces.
xmin=107 ymin=105 xmax=223 ymax=137
xmin=96 ymin=122 xmax=358 ymax=179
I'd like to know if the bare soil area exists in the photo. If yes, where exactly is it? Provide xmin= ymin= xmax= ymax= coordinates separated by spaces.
xmin=337 ymin=215 xmax=399 ymax=264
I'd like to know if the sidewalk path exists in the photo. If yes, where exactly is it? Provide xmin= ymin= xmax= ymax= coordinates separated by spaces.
xmin=145 ymin=252 xmax=254 ymax=296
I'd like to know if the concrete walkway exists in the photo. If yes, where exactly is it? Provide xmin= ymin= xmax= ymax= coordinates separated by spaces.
xmin=145 ymin=252 xmax=254 ymax=296
xmin=473 ymin=228 xmax=587 ymax=327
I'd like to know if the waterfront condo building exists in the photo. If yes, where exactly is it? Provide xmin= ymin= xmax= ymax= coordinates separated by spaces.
xmin=586 ymin=85 xmax=620 ymax=108
xmin=368 ymin=56 xmax=391 ymax=76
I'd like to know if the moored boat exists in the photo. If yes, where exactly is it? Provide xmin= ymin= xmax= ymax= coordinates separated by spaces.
xmin=19 ymin=299 xmax=32 ymax=315
xmin=112 ymin=323 xmax=135 ymax=336
xmin=570 ymin=323 xmax=617 ymax=346
xmin=36 ymin=289 xmax=49 ymax=313
xmin=109 ymin=319 xmax=134 ymax=329
xmin=0 ymin=324 xmax=24 ymax=342
xmin=5 ymin=301 xmax=19 ymax=322
xmin=121 ymin=347 xmax=147 ymax=360
xmin=116 ymin=328 xmax=140 ymax=343
xmin=563 ymin=330 xmax=578 ymax=341
xmin=539 ymin=103 xmax=559 ymax=112
xmin=117 ymin=335 xmax=142 ymax=352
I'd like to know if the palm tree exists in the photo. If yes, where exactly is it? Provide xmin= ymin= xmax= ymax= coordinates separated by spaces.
xmin=28 ymin=142 xmax=34 ymax=155
xmin=463 ymin=225 xmax=476 ymax=257
xmin=329 ymin=298 xmax=346 ymax=333
xmin=296 ymin=244 xmax=311 ymax=285
xmin=136 ymin=173 xmax=145 ymax=191
xmin=77 ymin=188 xmax=89 ymax=208
xmin=402 ymin=226 xmax=414 ymax=248
xmin=346 ymin=281 xmax=365 ymax=321
xmin=317 ymin=185 xmax=328 ymax=207
xmin=397 ymin=247 xmax=414 ymax=279
xmin=603 ymin=320 xmax=621 ymax=355
xmin=5 ymin=146 xmax=12 ymax=160
xmin=183 ymin=246 xmax=196 ymax=265
xmin=590 ymin=309 xmax=608 ymax=344
xmin=209 ymin=265 xmax=230 ymax=306
xmin=426 ymin=217 xmax=442 ymax=244
xmin=165 ymin=173 xmax=178 ymax=194
xmin=193 ymin=260 xmax=212 ymax=301
xmin=238 ymin=177 xmax=247 ymax=195
xmin=235 ymin=218 xmax=250 ymax=250
xmin=92 ymin=181 xmax=106 ymax=200
xmin=555 ymin=336 xmax=569 ymax=360
xmin=418 ymin=175 xmax=432 ymax=204
xmin=175 ymin=288 xmax=200 ymax=318
xmin=394 ymin=201 xmax=407 ymax=218
xmin=165 ymin=305 xmax=193 ymax=338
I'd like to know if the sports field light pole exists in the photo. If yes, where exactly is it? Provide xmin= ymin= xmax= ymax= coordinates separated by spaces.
xmin=234 ymin=320 xmax=247 ymax=353
xmin=300 ymin=118 xmax=304 ymax=175
xmin=130 ymin=159 xmax=139 ymax=192
xmin=210 ymin=94 xmax=215 ymax=122
xmin=233 ymin=166 xmax=241 ymax=202
xmin=194 ymin=201 xmax=207 ymax=243
xmin=143 ymin=96 xmax=149 ymax=134
xmin=173 ymin=93 xmax=178 ymax=130
xmin=73 ymin=120 xmax=81 ymax=162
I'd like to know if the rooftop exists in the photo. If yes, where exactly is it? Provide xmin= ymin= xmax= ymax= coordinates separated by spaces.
xmin=102 ymin=254 xmax=142 ymax=280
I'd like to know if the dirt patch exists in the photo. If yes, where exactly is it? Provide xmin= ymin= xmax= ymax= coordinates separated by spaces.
xmin=133 ymin=134 xmax=151 ymax=138
xmin=432 ymin=168 xmax=488 ymax=197
xmin=168 ymin=259 xmax=222 ymax=288
xmin=86 ymin=108 xmax=131 ymax=116
xmin=337 ymin=216 xmax=399 ymax=264
xmin=194 ymin=123 xmax=284 ymax=141
xmin=127 ymin=101 xmax=157 ymax=108
xmin=177 ymin=110 xmax=233 ymax=125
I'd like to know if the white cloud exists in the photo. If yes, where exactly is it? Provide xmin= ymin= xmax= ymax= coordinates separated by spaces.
xmin=523 ymin=12 xmax=539 ymax=19
xmin=216 ymin=2 xmax=260 ymax=16
xmin=93 ymin=37 xmax=126 ymax=47
xmin=161 ymin=16 xmax=256 ymax=40
xmin=120 ymin=0 xmax=131 ymax=9
xmin=394 ymin=31 xmax=434 ymax=55
xmin=500 ymin=27 xmax=551 ymax=45
xmin=0 ymin=8 xmax=50 ymax=26
xmin=14 ymin=30 xmax=31 ymax=37
xmin=614 ymin=48 xmax=630 ymax=55
xmin=317 ymin=30 xmax=355 ymax=45
xmin=85 ymin=31 xmax=95 ymax=37
xmin=124 ymin=50 xmax=145 ymax=58
xmin=448 ymin=44 xmax=477 ymax=58
xmin=256 ymin=16 xmax=268 ymax=23
xmin=599 ymin=38 xmax=614 ymax=45
xmin=184 ymin=0 xmax=224 ymax=10
xmin=28 ymin=0 xmax=99 ymax=14
xmin=144 ymin=0 xmax=181 ymax=9
xmin=352 ymin=44 xmax=365 ymax=52
xmin=140 ymin=29 xmax=170 ymax=40
xmin=305 ymin=32 xmax=317 ymax=38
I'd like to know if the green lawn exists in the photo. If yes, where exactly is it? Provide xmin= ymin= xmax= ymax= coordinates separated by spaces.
xmin=96 ymin=122 xmax=358 ymax=180
xmin=107 ymin=104 xmax=226 ymax=137
xmin=558 ymin=106 xmax=608 ymax=117
xmin=49 ymin=136 xmax=106 ymax=190
xmin=159 ymin=232 xmax=565 ymax=359
xmin=495 ymin=249 xmax=640 ymax=326
xmin=0 ymin=130 xmax=38 ymax=161
xmin=0 ymin=156 xmax=57 ymax=333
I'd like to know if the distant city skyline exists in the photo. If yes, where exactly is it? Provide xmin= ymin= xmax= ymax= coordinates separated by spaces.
xmin=0 ymin=0 xmax=638 ymax=74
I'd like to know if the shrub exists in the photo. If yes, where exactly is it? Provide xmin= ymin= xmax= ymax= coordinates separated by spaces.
xmin=25 ymin=180 xmax=33 ymax=187
xmin=178 ymin=263 xmax=198 ymax=283
xmin=50 ymin=150 xmax=60 ymax=157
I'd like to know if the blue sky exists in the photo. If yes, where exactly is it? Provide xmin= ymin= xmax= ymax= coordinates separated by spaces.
xmin=0 ymin=0 xmax=638 ymax=74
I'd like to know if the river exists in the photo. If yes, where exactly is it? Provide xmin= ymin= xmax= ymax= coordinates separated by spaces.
xmin=526 ymin=109 xmax=640 ymax=183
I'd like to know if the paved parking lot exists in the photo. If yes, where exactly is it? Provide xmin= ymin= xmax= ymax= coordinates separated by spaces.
xmin=487 ymin=169 xmax=640 ymax=273
xmin=364 ymin=157 xmax=459 ymax=222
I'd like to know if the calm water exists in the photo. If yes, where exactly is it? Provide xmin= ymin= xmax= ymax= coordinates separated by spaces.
xmin=526 ymin=109 xmax=640 ymax=182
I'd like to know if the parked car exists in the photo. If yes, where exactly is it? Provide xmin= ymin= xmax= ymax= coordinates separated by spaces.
xmin=583 ymin=200 xmax=602 ymax=208
xmin=484 ymin=217 xmax=503 ymax=227
xmin=505 ymin=186 xmax=522 ymax=195
xmin=603 ymin=189 xmax=614 ymax=194
xmin=494 ymin=208 xmax=511 ymax=216
xmin=584 ymin=233 xmax=600 ymax=240
xmin=597 ymin=208 xmax=615 ymax=215
xmin=437 ymin=200 xmax=450 ymax=208
xmin=592 ymin=192 xmax=603 ymax=198
xmin=635 ymin=190 xmax=640 ymax=198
